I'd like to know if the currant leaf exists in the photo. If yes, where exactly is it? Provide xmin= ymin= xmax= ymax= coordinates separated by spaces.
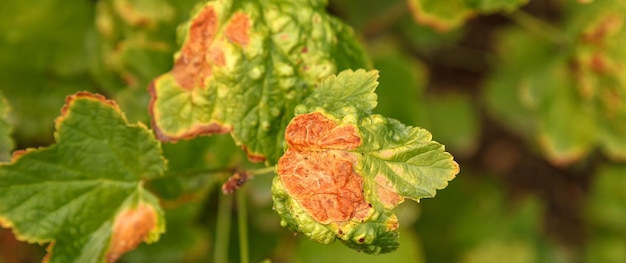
xmin=273 ymin=70 xmax=459 ymax=254
xmin=0 ymin=92 xmax=166 ymax=263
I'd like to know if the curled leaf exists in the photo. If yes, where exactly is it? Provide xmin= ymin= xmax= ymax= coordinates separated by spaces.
xmin=272 ymin=70 xmax=459 ymax=254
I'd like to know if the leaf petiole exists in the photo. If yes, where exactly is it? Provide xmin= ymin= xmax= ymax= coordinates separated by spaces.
xmin=237 ymin=188 xmax=249 ymax=263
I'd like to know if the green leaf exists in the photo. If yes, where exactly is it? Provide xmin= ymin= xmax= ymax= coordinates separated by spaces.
xmin=89 ymin=0 xmax=206 ymax=124
xmin=406 ymin=0 xmax=528 ymax=32
xmin=0 ymin=92 xmax=166 ymax=263
xmin=0 ymin=92 xmax=13 ymax=162
xmin=272 ymin=70 xmax=458 ymax=254
xmin=149 ymin=0 xmax=370 ymax=164
xmin=91 ymin=0 xmax=203 ymax=91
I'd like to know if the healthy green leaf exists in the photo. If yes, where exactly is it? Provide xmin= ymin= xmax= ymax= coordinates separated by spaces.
xmin=407 ymin=0 xmax=529 ymax=32
xmin=0 ymin=92 xmax=166 ymax=263
xmin=273 ymin=70 xmax=459 ymax=254
xmin=149 ymin=0 xmax=370 ymax=164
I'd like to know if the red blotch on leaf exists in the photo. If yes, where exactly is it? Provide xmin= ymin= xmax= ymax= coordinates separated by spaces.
xmin=285 ymin=112 xmax=361 ymax=151
xmin=241 ymin=145 xmax=266 ymax=163
xmin=225 ymin=12 xmax=250 ymax=46
xmin=278 ymin=113 xmax=369 ymax=224
xmin=171 ymin=6 xmax=219 ymax=90
xmin=106 ymin=204 xmax=158 ymax=263
xmin=374 ymin=175 xmax=404 ymax=209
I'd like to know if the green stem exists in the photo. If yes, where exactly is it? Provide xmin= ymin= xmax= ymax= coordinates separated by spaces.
xmin=506 ymin=10 xmax=570 ymax=47
xmin=148 ymin=167 xmax=234 ymax=181
xmin=247 ymin=166 xmax=275 ymax=176
xmin=214 ymin=192 xmax=233 ymax=263
xmin=237 ymin=188 xmax=249 ymax=263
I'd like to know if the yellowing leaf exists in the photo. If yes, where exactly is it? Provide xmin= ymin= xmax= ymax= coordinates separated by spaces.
xmin=149 ymin=0 xmax=369 ymax=164
xmin=272 ymin=70 xmax=459 ymax=254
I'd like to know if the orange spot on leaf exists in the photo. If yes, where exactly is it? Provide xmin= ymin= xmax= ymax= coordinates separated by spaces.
xmin=172 ymin=6 xmax=219 ymax=90
xmin=106 ymin=204 xmax=158 ymax=263
xmin=374 ymin=175 xmax=403 ymax=209
xmin=225 ymin=12 xmax=250 ymax=46
xmin=278 ymin=113 xmax=368 ymax=224
xmin=279 ymin=150 xmax=369 ymax=224
xmin=285 ymin=113 xmax=361 ymax=151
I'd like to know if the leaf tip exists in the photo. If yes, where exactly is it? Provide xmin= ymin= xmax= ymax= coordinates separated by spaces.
xmin=61 ymin=92 xmax=119 ymax=117
xmin=170 ymin=4 xmax=219 ymax=90
xmin=106 ymin=203 xmax=160 ymax=263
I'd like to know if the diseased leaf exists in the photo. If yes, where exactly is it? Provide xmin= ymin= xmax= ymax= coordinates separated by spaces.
xmin=121 ymin=202 xmax=211 ymax=263
xmin=0 ymin=92 xmax=166 ymax=263
xmin=273 ymin=70 xmax=459 ymax=254
xmin=89 ymin=0 xmax=205 ymax=123
xmin=149 ymin=0 xmax=369 ymax=164
xmin=406 ymin=0 xmax=529 ymax=32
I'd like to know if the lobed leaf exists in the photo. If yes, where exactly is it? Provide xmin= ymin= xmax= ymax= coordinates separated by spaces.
xmin=149 ymin=0 xmax=369 ymax=164
xmin=0 ymin=92 xmax=166 ymax=263
xmin=273 ymin=70 xmax=459 ymax=254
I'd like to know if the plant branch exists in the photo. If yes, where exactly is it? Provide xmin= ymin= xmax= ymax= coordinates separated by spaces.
xmin=214 ymin=192 xmax=233 ymax=263
xmin=237 ymin=188 xmax=249 ymax=263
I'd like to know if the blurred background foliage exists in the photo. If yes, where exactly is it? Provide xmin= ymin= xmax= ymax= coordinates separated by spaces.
xmin=1 ymin=0 xmax=625 ymax=262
